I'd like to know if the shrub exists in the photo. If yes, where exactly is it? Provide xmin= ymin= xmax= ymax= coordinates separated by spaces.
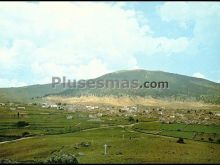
xmin=79 ymin=142 xmax=91 ymax=147
xmin=128 ymin=116 xmax=135 ymax=122
xmin=22 ymin=131 xmax=30 ymax=137
xmin=208 ymin=137 xmax=213 ymax=142
xmin=45 ymin=154 xmax=78 ymax=164
xmin=176 ymin=137 xmax=185 ymax=144
xmin=0 ymin=159 xmax=14 ymax=164
xmin=16 ymin=121 xmax=29 ymax=128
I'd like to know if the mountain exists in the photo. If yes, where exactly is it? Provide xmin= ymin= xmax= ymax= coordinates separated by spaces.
xmin=0 ymin=83 xmax=65 ymax=102
xmin=57 ymin=69 xmax=220 ymax=103
xmin=0 ymin=69 xmax=220 ymax=104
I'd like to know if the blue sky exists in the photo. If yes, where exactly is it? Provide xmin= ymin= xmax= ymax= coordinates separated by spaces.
xmin=0 ymin=2 xmax=220 ymax=87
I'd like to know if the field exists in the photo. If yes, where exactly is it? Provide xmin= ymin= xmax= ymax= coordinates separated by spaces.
xmin=0 ymin=104 xmax=220 ymax=164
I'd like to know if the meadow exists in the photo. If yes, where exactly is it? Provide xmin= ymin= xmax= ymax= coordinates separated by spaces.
xmin=0 ymin=105 xmax=220 ymax=163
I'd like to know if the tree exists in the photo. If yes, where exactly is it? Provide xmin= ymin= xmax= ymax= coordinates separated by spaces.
xmin=16 ymin=121 xmax=29 ymax=128
xmin=208 ymin=137 xmax=213 ymax=142
xmin=22 ymin=131 xmax=30 ymax=137
xmin=128 ymin=116 xmax=135 ymax=122
xmin=176 ymin=137 xmax=185 ymax=144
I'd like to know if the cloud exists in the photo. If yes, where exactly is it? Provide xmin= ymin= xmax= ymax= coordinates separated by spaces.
xmin=192 ymin=72 xmax=205 ymax=79
xmin=69 ymin=58 xmax=109 ymax=79
xmin=158 ymin=2 xmax=220 ymax=54
xmin=0 ymin=78 xmax=27 ymax=87
xmin=0 ymin=2 xmax=190 ymax=86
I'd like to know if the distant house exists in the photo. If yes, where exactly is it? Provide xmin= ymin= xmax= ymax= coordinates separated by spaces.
xmin=0 ymin=103 xmax=5 ymax=106
xmin=86 ymin=105 xmax=95 ymax=110
xmin=10 ymin=107 xmax=16 ymax=111
xmin=50 ymin=104 xmax=58 ymax=108
xmin=215 ymin=113 xmax=220 ymax=117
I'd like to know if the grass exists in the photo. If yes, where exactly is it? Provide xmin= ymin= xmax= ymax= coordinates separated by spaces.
xmin=0 ymin=105 xmax=220 ymax=163
xmin=1 ymin=127 xmax=220 ymax=163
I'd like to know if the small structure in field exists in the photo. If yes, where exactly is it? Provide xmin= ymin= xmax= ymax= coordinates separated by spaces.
xmin=50 ymin=104 xmax=58 ymax=108
xmin=42 ymin=103 xmax=49 ymax=108
xmin=17 ymin=107 xmax=26 ymax=110
xmin=66 ymin=115 xmax=73 ymax=120
xmin=0 ymin=103 xmax=5 ymax=106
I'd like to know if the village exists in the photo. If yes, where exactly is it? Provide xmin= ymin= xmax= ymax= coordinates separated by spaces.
xmin=1 ymin=102 xmax=220 ymax=126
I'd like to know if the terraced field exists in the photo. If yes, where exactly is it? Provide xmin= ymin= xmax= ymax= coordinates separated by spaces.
xmin=0 ymin=105 xmax=220 ymax=163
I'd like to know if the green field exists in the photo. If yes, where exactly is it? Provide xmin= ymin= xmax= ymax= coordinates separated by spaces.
xmin=0 ymin=105 xmax=220 ymax=164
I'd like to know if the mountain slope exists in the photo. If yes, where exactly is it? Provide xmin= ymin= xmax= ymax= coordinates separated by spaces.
xmin=0 ymin=69 xmax=220 ymax=103
xmin=0 ymin=84 xmax=65 ymax=102
xmin=58 ymin=69 xmax=220 ymax=103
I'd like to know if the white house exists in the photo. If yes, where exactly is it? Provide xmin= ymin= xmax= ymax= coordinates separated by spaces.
xmin=0 ymin=103 xmax=5 ymax=106
xmin=50 ymin=104 xmax=58 ymax=108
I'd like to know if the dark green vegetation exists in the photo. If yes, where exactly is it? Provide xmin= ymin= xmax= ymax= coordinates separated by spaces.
xmin=0 ymin=105 xmax=220 ymax=163
xmin=0 ymin=83 xmax=65 ymax=102
xmin=55 ymin=70 xmax=220 ymax=104
xmin=0 ymin=69 xmax=220 ymax=103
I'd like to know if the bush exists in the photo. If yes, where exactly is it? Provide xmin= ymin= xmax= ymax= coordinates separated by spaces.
xmin=79 ymin=142 xmax=91 ymax=147
xmin=45 ymin=154 xmax=78 ymax=164
xmin=208 ymin=137 xmax=213 ymax=142
xmin=0 ymin=159 xmax=14 ymax=164
xmin=22 ymin=131 xmax=30 ymax=137
xmin=128 ymin=116 xmax=135 ymax=122
xmin=16 ymin=121 xmax=29 ymax=128
xmin=176 ymin=137 xmax=185 ymax=144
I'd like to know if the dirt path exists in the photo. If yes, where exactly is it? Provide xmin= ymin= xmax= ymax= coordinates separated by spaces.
xmin=0 ymin=136 xmax=34 ymax=145
xmin=81 ymin=123 xmax=139 ymax=132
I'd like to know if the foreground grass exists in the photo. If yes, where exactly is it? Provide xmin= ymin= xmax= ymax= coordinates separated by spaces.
xmin=1 ymin=127 xmax=220 ymax=163
xmin=0 ymin=105 xmax=220 ymax=163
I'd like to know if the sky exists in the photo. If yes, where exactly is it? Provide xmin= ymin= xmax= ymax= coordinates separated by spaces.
xmin=0 ymin=2 xmax=220 ymax=87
